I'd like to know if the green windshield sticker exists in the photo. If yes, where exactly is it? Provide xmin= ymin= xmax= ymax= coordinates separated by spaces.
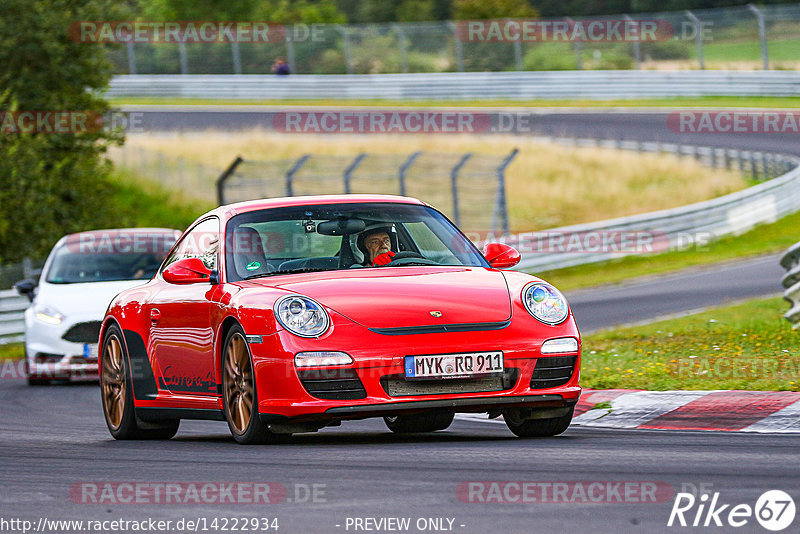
xmin=245 ymin=261 xmax=261 ymax=271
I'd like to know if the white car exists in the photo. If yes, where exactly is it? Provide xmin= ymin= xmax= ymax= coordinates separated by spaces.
xmin=15 ymin=228 xmax=179 ymax=385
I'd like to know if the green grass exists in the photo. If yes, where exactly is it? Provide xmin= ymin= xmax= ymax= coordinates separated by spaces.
xmin=536 ymin=210 xmax=800 ymax=291
xmin=106 ymin=169 xmax=214 ymax=232
xmin=702 ymin=38 xmax=800 ymax=64
xmin=582 ymin=296 xmax=799 ymax=391
xmin=110 ymin=96 xmax=800 ymax=109
xmin=0 ymin=343 xmax=24 ymax=361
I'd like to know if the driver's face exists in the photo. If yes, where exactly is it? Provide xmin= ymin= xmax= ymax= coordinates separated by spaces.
xmin=365 ymin=232 xmax=391 ymax=262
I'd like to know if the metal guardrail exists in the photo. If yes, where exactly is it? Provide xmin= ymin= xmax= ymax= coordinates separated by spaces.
xmin=107 ymin=71 xmax=800 ymax=100
xmin=514 ymin=141 xmax=800 ymax=272
xmin=781 ymin=241 xmax=800 ymax=328
xmin=0 ymin=290 xmax=28 ymax=346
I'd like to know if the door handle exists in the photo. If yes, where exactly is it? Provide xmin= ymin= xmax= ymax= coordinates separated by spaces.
xmin=150 ymin=308 xmax=161 ymax=324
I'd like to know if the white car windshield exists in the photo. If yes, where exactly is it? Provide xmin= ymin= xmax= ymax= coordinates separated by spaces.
xmin=46 ymin=239 xmax=173 ymax=284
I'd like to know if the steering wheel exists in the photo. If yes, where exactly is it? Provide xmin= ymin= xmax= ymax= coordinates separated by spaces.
xmin=382 ymin=251 xmax=438 ymax=266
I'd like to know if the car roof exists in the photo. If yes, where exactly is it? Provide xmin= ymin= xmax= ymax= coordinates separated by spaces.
xmin=204 ymin=195 xmax=429 ymax=222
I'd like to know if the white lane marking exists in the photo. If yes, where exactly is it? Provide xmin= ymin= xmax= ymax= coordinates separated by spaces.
xmin=741 ymin=399 xmax=800 ymax=433
xmin=454 ymin=413 xmax=505 ymax=424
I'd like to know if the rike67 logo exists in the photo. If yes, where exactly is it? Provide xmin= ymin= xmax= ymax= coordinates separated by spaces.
xmin=668 ymin=490 xmax=796 ymax=531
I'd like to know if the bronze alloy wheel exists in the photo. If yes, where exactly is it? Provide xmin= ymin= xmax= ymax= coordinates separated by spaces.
xmin=101 ymin=334 xmax=126 ymax=430
xmin=224 ymin=332 xmax=254 ymax=435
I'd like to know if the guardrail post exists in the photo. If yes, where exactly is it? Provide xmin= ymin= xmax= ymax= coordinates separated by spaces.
xmin=623 ymin=15 xmax=641 ymax=69
xmin=178 ymin=42 xmax=189 ymax=74
xmin=216 ymin=156 xmax=244 ymax=206
xmin=450 ymin=153 xmax=472 ymax=227
xmin=398 ymin=151 xmax=421 ymax=196
xmin=343 ymin=153 xmax=366 ymax=194
xmin=393 ymin=24 xmax=409 ymax=73
xmin=685 ymin=11 xmax=705 ymax=70
xmin=747 ymin=4 xmax=769 ymax=70
xmin=449 ymin=22 xmax=465 ymax=72
xmin=126 ymin=41 xmax=137 ymax=75
xmin=285 ymin=154 xmax=311 ymax=197
xmin=231 ymin=42 xmax=242 ymax=75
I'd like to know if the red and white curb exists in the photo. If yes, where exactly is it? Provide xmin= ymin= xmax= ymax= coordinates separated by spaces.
xmin=456 ymin=390 xmax=800 ymax=433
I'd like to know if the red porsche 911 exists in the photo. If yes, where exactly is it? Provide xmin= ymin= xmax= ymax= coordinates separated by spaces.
xmin=99 ymin=195 xmax=581 ymax=444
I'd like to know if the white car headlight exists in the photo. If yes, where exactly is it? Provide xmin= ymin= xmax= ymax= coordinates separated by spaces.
xmin=34 ymin=304 xmax=65 ymax=325
xmin=522 ymin=283 xmax=569 ymax=325
xmin=274 ymin=295 xmax=330 ymax=338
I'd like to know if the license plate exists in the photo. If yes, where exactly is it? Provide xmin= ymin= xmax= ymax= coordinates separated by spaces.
xmin=404 ymin=351 xmax=503 ymax=380
xmin=82 ymin=343 xmax=98 ymax=359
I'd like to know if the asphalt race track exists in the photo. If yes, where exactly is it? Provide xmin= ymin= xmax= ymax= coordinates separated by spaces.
xmin=2 ymin=379 xmax=799 ymax=534
xmin=122 ymin=106 xmax=800 ymax=157
xmin=3 ymin=109 xmax=797 ymax=533
xmin=566 ymin=253 xmax=786 ymax=333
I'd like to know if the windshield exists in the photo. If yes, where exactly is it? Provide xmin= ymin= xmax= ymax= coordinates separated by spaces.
xmin=225 ymin=202 xmax=489 ymax=282
xmin=46 ymin=238 xmax=173 ymax=284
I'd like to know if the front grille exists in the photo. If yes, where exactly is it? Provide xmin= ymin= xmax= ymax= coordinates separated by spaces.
xmin=297 ymin=368 xmax=367 ymax=400
xmin=62 ymin=321 xmax=102 ymax=343
xmin=69 ymin=355 xmax=98 ymax=364
xmin=530 ymin=356 xmax=577 ymax=389
xmin=381 ymin=368 xmax=519 ymax=397
xmin=34 ymin=353 xmax=63 ymax=364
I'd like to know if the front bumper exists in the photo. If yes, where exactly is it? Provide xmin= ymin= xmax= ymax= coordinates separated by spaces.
xmin=25 ymin=310 xmax=100 ymax=381
xmin=248 ymin=316 xmax=581 ymax=420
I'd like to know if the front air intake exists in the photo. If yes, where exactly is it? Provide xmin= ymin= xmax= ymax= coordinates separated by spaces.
xmin=530 ymin=356 xmax=577 ymax=389
xmin=297 ymin=368 xmax=367 ymax=400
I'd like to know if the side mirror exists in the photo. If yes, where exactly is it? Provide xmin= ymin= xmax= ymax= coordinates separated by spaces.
xmin=14 ymin=279 xmax=37 ymax=302
xmin=162 ymin=258 xmax=214 ymax=284
xmin=483 ymin=243 xmax=520 ymax=269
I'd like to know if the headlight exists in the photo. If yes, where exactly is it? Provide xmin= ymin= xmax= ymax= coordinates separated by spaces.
xmin=274 ymin=295 xmax=330 ymax=338
xmin=34 ymin=304 xmax=65 ymax=325
xmin=522 ymin=283 xmax=569 ymax=325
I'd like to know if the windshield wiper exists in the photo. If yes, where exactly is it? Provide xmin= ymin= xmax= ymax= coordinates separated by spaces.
xmin=244 ymin=267 xmax=330 ymax=280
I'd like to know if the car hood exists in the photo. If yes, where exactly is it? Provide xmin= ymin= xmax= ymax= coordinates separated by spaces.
xmin=35 ymin=279 xmax=149 ymax=317
xmin=252 ymin=267 xmax=512 ymax=329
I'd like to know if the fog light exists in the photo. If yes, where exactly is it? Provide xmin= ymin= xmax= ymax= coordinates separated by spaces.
xmin=294 ymin=351 xmax=353 ymax=367
xmin=540 ymin=337 xmax=579 ymax=354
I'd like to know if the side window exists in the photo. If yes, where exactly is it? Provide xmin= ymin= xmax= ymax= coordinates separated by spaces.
xmin=162 ymin=218 xmax=220 ymax=272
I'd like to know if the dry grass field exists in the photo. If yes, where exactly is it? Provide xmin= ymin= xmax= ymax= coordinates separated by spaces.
xmin=113 ymin=132 xmax=746 ymax=232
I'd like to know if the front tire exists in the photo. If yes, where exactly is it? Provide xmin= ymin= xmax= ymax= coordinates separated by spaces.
xmin=384 ymin=412 xmax=454 ymax=433
xmin=503 ymin=406 xmax=574 ymax=438
xmin=101 ymin=325 xmax=179 ymax=440
xmin=222 ymin=325 xmax=287 ymax=444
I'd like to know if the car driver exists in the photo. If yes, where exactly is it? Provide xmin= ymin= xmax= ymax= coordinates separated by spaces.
xmin=357 ymin=227 xmax=396 ymax=266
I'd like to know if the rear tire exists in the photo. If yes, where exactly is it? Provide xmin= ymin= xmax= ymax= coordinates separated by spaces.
xmin=384 ymin=412 xmax=454 ymax=433
xmin=503 ymin=406 xmax=574 ymax=438
xmin=222 ymin=325 xmax=288 ymax=445
xmin=101 ymin=324 xmax=179 ymax=440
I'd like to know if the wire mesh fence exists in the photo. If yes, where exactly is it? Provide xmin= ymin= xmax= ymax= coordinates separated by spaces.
xmin=106 ymin=4 xmax=800 ymax=75
xmin=217 ymin=150 xmax=518 ymax=234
